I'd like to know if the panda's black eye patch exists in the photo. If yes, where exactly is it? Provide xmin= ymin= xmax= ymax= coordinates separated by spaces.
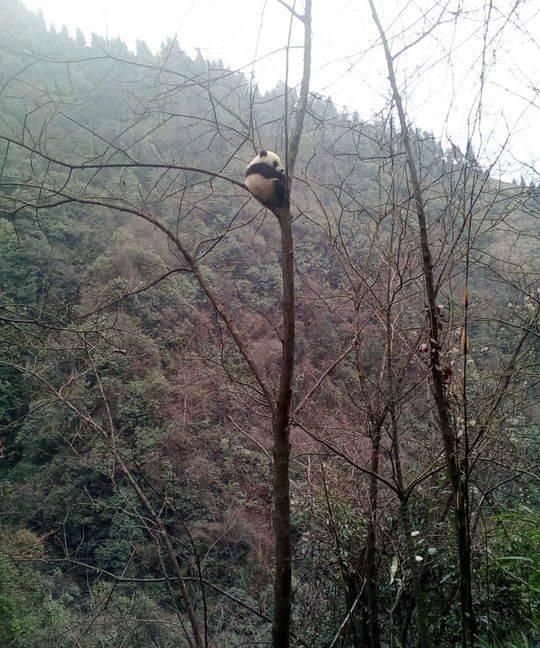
xmin=273 ymin=161 xmax=278 ymax=167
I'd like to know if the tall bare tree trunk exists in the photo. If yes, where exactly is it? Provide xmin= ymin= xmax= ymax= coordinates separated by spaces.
xmin=271 ymin=210 xmax=295 ymax=648
xmin=365 ymin=427 xmax=382 ymax=648
xmin=368 ymin=2 xmax=475 ymax=645
xmin=271 ymin=3 xmax=312 ymax=646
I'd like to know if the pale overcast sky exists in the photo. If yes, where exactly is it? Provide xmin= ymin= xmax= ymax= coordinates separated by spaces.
xmin=21 ymin=0 xmax=540 ymax=180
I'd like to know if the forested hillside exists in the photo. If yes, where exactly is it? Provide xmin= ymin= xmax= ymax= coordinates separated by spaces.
xmin=0 ymin=1 xmax=538 ymax=646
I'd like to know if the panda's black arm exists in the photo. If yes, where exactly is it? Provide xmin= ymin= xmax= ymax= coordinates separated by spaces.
xmin=273 ymin=178 xmax=289 ymax=208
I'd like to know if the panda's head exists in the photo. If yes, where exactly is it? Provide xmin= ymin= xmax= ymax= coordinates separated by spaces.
xmin=247 ymin=149 xmax=285 ymax=176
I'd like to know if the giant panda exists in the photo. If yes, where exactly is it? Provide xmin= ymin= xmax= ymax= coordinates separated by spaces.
xmin=245 ymin=149 xmax=288 ymax=210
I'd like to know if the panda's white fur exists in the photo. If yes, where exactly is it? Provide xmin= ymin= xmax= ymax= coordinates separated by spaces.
xmin=245 ymin=149 xmax=287 ymax=210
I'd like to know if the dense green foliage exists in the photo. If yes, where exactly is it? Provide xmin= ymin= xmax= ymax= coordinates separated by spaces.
xmin=0 ymin=1 xmax=538 ymax=646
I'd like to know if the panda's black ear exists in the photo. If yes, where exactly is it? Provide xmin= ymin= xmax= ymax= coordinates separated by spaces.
xmin=259 ymin=149 xmax=267 ymax=157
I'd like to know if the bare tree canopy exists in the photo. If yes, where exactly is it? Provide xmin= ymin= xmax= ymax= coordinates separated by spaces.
xmin=0 ymin=1 xmax=538 ymax=647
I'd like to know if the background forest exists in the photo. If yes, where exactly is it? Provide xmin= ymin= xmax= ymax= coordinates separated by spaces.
xmin=0 ymin=0 xmax=538 ymax=647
